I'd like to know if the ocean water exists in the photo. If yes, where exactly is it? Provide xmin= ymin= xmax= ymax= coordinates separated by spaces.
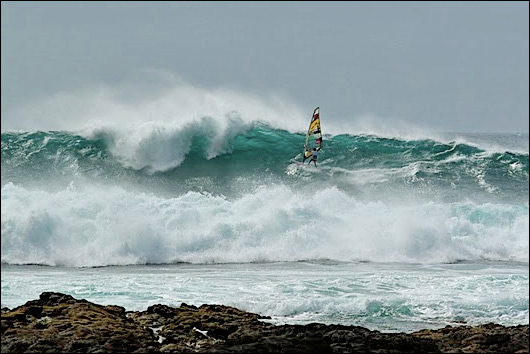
xmin=1 ymin=116 xmax=528 ymax=333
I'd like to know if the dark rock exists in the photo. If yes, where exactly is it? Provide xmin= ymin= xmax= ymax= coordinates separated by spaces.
xmin=39 ymin=292 xmax=77 ymax=306
xmin=1 ymin=292 xmax=528 ymax=353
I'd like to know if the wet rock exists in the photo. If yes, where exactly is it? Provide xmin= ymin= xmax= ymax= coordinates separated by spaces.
xmin=1 ymin=292 xmax=155 ymax=353
xmin=2 ymin=292 xmax=528 ymax=353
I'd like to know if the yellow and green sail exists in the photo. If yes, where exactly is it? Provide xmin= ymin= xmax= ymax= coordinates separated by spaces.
xmin=303 ymin=107 xmax=323 ymax=161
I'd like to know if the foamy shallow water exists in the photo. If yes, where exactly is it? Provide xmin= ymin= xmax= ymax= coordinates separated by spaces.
xmin=2 ymin=261 xmax=528 ymax=333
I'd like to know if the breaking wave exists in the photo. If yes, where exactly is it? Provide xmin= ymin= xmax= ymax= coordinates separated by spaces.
xmin=1 ymin=117 xmax=528 ymax=267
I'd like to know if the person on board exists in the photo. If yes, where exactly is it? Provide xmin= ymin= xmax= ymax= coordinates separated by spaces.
xmin=307 ymin=147 xmax=318 ymax=166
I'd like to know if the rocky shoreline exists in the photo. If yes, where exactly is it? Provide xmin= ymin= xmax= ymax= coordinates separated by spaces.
xmin=1 ymin=292 xmax=528 ymax=353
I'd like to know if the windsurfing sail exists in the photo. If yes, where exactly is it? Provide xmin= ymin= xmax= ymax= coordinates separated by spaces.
xmin=302 ymin=107 xmax=323 ymax=162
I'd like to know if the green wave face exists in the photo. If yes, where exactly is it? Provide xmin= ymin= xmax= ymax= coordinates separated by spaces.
xmin=1 ymin=126 xmax=528 ymax=203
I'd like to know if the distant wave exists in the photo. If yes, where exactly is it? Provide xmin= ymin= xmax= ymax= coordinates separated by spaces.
xmin=2 ymin=123 xmax=528 ymax=175
xmin=2 ymin=122 xmax=528 ymax=199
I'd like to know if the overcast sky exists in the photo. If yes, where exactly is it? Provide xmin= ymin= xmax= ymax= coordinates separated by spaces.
xmin=1 ymin=1 xmax=528 ymax=133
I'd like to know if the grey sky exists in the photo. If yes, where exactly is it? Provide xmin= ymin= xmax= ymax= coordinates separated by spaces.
xmin=1 ymin=1 xmax=528 ymax=133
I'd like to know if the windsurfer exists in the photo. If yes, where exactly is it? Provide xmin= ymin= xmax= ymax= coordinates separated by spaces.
xmin=307 ymin=147 xmax=318 ymax=166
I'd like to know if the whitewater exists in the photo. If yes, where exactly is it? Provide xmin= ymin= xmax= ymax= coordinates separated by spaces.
xmin=1 ymin=102 xmax=528 ymax=332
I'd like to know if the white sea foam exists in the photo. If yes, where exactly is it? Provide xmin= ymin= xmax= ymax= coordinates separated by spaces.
xmin=1 ymin=182 xmax=527 ymax=267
